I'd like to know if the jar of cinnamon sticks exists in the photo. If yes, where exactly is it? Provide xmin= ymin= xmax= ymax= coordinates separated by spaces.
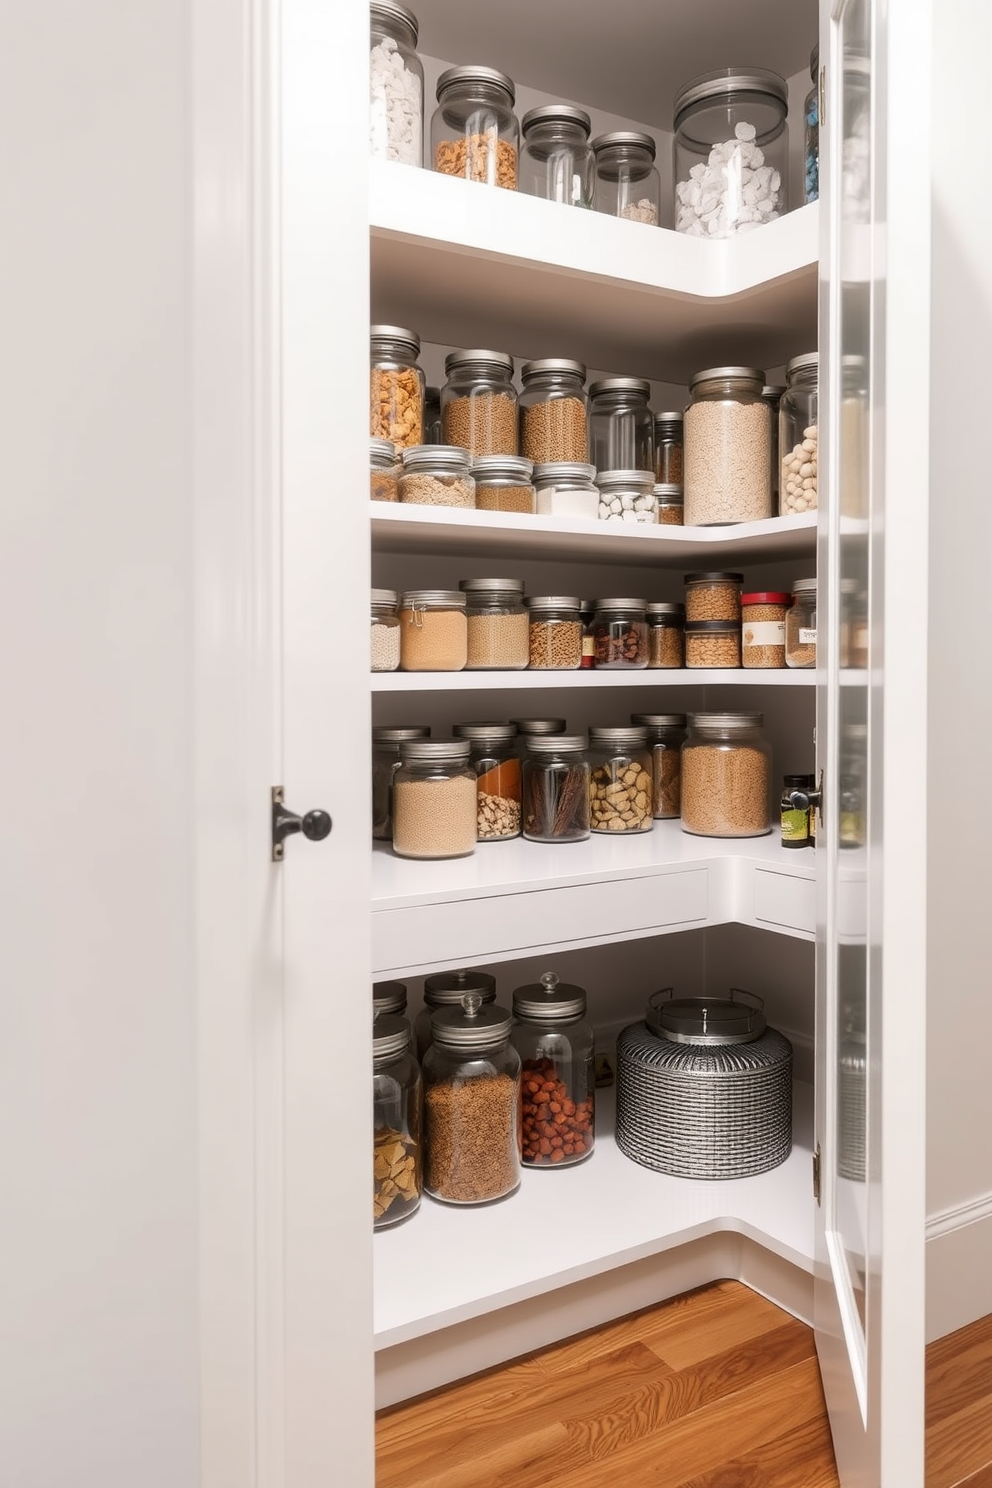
xmin=522 ymin=733 xmax=590 ymax=843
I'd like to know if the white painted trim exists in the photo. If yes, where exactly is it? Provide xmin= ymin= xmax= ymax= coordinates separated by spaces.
xmin=926 ymin=1193 xmax=992 ymax=1343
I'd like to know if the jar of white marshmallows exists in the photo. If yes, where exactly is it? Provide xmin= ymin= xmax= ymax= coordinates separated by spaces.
xmin=370 ymin=0 xmax=424 ymax=168
xmin=673 ymin=68 xmax=789 ymax=238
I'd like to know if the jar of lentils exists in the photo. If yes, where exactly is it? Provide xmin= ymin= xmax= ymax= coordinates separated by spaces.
xmin=588 ymin=726 xmax=654 ymax=834
xmin=457 ymin=722 xmax=521 ymax=840
xmin=741 ymin=590 xmax=790 ymax=669
xmin=596 ymin=468 xmax=657 ymax=524
xmin=684 ymin=366 xmax=771 ymax=524
xmin=685 ymin=619 xmax=741 ymax=669
xmin=370 ymin=325 xmax=425 ymax=449
xmin=591 ymin=597 xmax=649 ymax=669
xmin=392 ymin=738 xmax=477 ymax=860
xmin=471 ymin=454 xmax=535 ymax=514
xmin=369 ymin=0 xmax=424 ymax=167
xmin=533 ymin=461 xmax=599 ymax=518
xmin=522 ymin=733 xmax=590 ymax=842
xmin=372 ymin=1012 xmax=422 ymax=1230
xmin=655 ymin=483 xmax=684 ymax=526
xmin=431 ymin=65 xmax=519 ymax=189
xmin=779 ymin=353 xmax=819 ymax=515
xmin=646 ymin=602 xmax=685 ymax=668
xmin=681 ymin=711 xmax=772 ymax=838
xmin=519 ymin=105 xmax=595 ymax=209
xmin=399 ymin=589 xmax=468 ymax=671
xmin=512 ymin=972 xmax=595 ymax=1167
xmin=591 ymin=130 xmax=661 ymax=225
xmin=370 ymin=437 xmax=399 ymax=502
xmin=441 ymin=349 xmax=518 ymax=458
xmin=683 ymin=571 xmax=743 ymax=623
xmin=399 ymin=445 xmax=475 ymax=508
xmin=588 ymin=378 xmax=654 ymax=475
xmin=519 ymin=359 xmax=589 ymax=464
xmin=654 ymin=412 xmax=684 ymax=485
xmin=415 ymin=968 xmax=497 ymax=1061
xmin=372 ymin=724 xmax=430 ymax=840
xmin=371 ymin=587 xmax=401 ymax=672
xmin=459 ymin=577 xmax=529 ymax=671
xmin=526 ymin=595 xmax=582 ymax=671
xmin=631 ymin=712 xmax=687 ymax=819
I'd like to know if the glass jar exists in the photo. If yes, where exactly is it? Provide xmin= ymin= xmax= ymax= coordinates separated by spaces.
xmin=683 ymin=571 xmax=743 ymax=623
xmin=372 ymin=1012 xmax=422 ymax=1229
xmin=526 ymin=595 xmax=582 ymax=671
xmin=684 ymin=366 xmax=771 ymax=524
xmin=805 ymin=46 xmax=820 ymax=204
xmin=588 ymin=726 xmax=654 ymax=834
xmin=654 ymin=412 xmax=684 ymax=485
xmin=519 ymin=359 xmax=589 ymax=464
xmin=423 ymin=385 xmax=442 ymax=444
xmin=509 ymin=717 xmax=567 ymax=759
xmin=369 ymin=0 xmax=424 ymax=167
xmin=472 ymin=454 xmax=535 ymax=514
xmin=423 ymin=993 xmax=521 ymax=1204
xmin=520 ymin=105 xmax=595 ymax=209
xmin=579 ymin=601 xmax=596 ymax=669
xmin=681 ymin=711 xmax=772 ymax=838
xmin=371 ymin=724 xmax=430 ymax=841
xmin=591 ymin=597 xmax=649 ymax=669
xmin=374 ymin=980 xmax=408 ymax=1016
xmin=370 ymin=437 xmax=399 ymax=503
xmin=399 ymin=445 xmax=475 ymax=509
xmin=646 ymin=602 xmax=685 ymax=669
xmin=370 ymin=326 xmax=425 ymax=449
xmin=591 ymin=130 xmax=661 ymax=225
xmin=512 ymin=972 xmax=595 ymax=1167
xmin=840 ymin=723 xmax=867 ymax=849
xmin=785 ymin=578 xmax=817 ymax=668
xmin=685 ymin=619 xmax=741 ymax=669
xmin=532 ymin=461 xmax=599 ymax=518
xmin=371 ymin=587 xmax=401 ymax=673
xmin=741 ymin=590 xmax=790 ymax=669
xmin=392 ymin=738 xmax=477 ymax=860
xmin=673 ymin=68 xmax=789 ymax=237
xmin=415 ymin=968 xmax=497 ymax=1062
xmin=781 ymin=774 xmax=813 ymax=849
xmin=441 ymin=350 xmax=518 ymax=458
xmin=762 ymin=384 xmax=785 ymax=512
xmin=431 ymin=65 xmax=519 ymax=190
xmin=596 ymin=468 xmax=657 ymax=525
xmin=588 ymin=378 xmax=654 ymax=475
xmin=631 ymin=712 xmax=687 ymax=819
xmin=399 ymin=589 xmax=468 ymax=671
xmin=459 ymin=577 xmax=529 ymax=672
xmin=779 ymin=353 xmax=819 ymax=515
xmin=522 ymin=733 xmax=590 ymax=842
xmin=654 ymin=484 xmax=684 ymax=526
xmin=457 ymin=723 xmax=521 ymax=841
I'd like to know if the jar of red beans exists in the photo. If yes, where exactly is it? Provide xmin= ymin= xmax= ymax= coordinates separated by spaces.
xmin=511 ymin=972 xmax=595 ymax=1167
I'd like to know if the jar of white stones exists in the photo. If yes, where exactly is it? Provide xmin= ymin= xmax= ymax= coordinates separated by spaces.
xmin=369 ymin=0 xmax=424 ymax=168
xmin=778 ymin=353 xmax=818 ymax=515
xmin=596 ymin=468 xmax=657 ymax=525
xmin=673 ymin=68 xmax=789 ymax=238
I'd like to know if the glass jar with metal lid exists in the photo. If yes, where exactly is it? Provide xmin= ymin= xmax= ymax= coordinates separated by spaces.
xmin=591 ymin=131 xmax=661 ymax=225
xmin=684 ymin=367 xmax=771 ymax=524
xmin=588 ymin=378 xmax=654 ymax=475
xmin=522 ymin=733 xmax=590 ymax=842
xmin=673 ymin=68 xmax=789 ymax=237
xmin=422 ymin=992 xmax=522 ymax=1204
xmin=631 ymin=712 xmax=687 ymax=819
xmin=371 ymin=724 xmax=430 ymax=840
xmin=654 ymin=412 xmax=684 ymax=485
xmin=512 ymin=972 xmax=595 ymax=1167
xmin=370 ymin=326 xmax=425 ymax=449
xmin=681 ymin=711 xmax=772 ymax=838
xmin=779 ymin=353 xmax=819 ymax=515
xmin=399 ymin=445 xmax=475 ymax=509
xmin=471 ymin=454 xmax=535 ymax=514
xmin=509 ymin=716 xmax=567 ymax=759
xmin=459 ymin=577 xmax=529 ymax=671
xmin=370 ymin=437 xmax=399 ymax=503
xmin=441 ymin=349 xmax=518 ymax=458
xmin=371 ymin=587 xmax=401 ymax=673
xmin=399 ymin=589 xmax=468 ymax=671
xmin=373 ymin=1012 xmax=422 ymax=1229
xmin=654 ymin=484 xmax=684 ymax=527
xmin=685 ymin=619 xmax=741 ymax=669
xmin=596 ymin=468 xmax=658 ymax=525
xmin=761 ymin=385 xmax=785 ymax=510
xmin=519 ymin=359 xmax=589 ymax=464
xmin=369 ymin=0 xmax=424 ymax=167
xmin=646 ymin=602 xmax=685 ymax=669
xmin=741 ymin=590 xmax=790 ymax=669
xmin=532 ymin=461 xmax=598 ymax=518
xmin=520 ymin=106 xmax=594 ymax=209
xmin=456 ymin=722 xmax=521 ymax=841
xmin=431 ymin=66 xmax=519 ymax=189
xmin=591 ymin=597 xmax=649 ymax=669
xmin=525 ymin=595 xmax=582 ymax=671
xmin=414 ymin=967 xmax=497 ymax=1060
xmin=785 ymin=578 xmax=817 ymax=668
xmin=683 ymin=570 xmax=743 ymax=623
xmin=392 ymin=738 xmax=477 ymax=860
xmin=374 ymin=980 xmax=408 ymax=1016
xmin=805 ymin=46 xmax=820 ymax=204
xmin=588 ymin=726 xmax=654 ymax=834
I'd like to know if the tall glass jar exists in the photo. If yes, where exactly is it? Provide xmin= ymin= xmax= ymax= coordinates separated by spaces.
xmin=372 ymin=724 xmax=430 ymax=841
xmin=520 ymin=106 xmax=595 ymax=209
xmin=646 ymin=602 xmax=685 ymax=669
xmin=673 ymin=68 xmax=789 ymax=237
xmin=457 ymin=722 xmax=521 ymax=841
xmin=512 ymin=972 xmax=595 ymax=1167
xmin=431 ymin=66 xmax=519 ymax=190
xmin=588 ymin=726 xmax=654 ymax=834
xmin=631 ymin=712 xmax=687 ymax=819
xmin=655 ymin=484 xmax=684 ymax=526
xmin=522 ymin=733 xmax=590 ymax=843
xmin=526 ymin=595 xmax=582 ymax=671
xmin=591 ymin=131 xmax=661 ymax=225
xmin=588 ymin=378 xmax=654 ymax=474
xmin=441 ymin=350 xmax=518 ymax=458
xmin=399 ymin=445 xmax=475 ymax=509
xmin=369 ymin=0 xmax=424 ymax=167
xmin=519 ymin=359 xmax=589 ymax=464
xmin=532 ymin=461 xmax=598 ymax=518
xmin=762 ymin=384 xmax=785 ymax=511
xmin=681 ymin=711 xmax=772 ymax=838
xmin=414 ymin=968 xmax=497 ymax=1061
xmin=459 ymin=577 xmax=529 ymax=671
xmin=370 ymin=325 xmax=425 ymax=449
xmin=370 ymin=437 xmax=399 ymax=503
xmin=785 ymin=578 xmax=817 ymax=668
xmin=805 ymin=46 xmax=820 ymax=204
xmin=374 ymin=980 xmax=408 ymax=1016
xmin=509 ymin=716 xmax=567 ymax=758
xmin=779 ymin=353 xmax=819 ymax=515
xmin=684 ymin=366 xmax=771 ymax=524
xmin=654 ymin=412 xmax=684 ymax=485
xmin=392 ymin=738 xmax=477 ymax=860
xmin=422 ymin=993 xmax=521 ymax=1205
xmin=399 ymin=589 xmax=468 ymax=671
xmin=596 ymin=468 xmax=657 ymax=524
xmin=471 ymin=454 xmax=535 ymax=514
xmin=373 ymin=1012 xmax=422 ymax=1229
xmin=371 ymin=587 xmax=401 ymax=673
xmin=591 ymin=597 xmax=649 ymax=670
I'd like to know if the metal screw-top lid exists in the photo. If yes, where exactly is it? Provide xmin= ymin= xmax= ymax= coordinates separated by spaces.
xmin=653 ymin=485 xmax=684 ymax=505
xmin=685 ymin=618 xmax=740 ymax=633
xmin=520 ymin=357 xmax=587 ymax=382
xmin=424 ymin=967 xmax=498 ymax=1006
xmin=525 ymin=595 xmax=581 ymax=611
xmin=673 ymin=68 xmax=789 ymax=125
xmin=370 ymin=324 xmax=421 ymax=355
xmin=785 ymin=352 xmax=819 ymax=380
xmin=400 ymin=588 xmax=467 ymax=608
xmin=532 ymin=461 xmax=597 ymax=484
xmin=521 ymin=104 xmax=591 ymax=137
xmin=399 ymin=737 xmax=471 ymax=763
xmin=684 ymin=571 xmax=744 ymax=585
xmin=509 ymin=717 xmax=566 ymax=735
xmin=373 ymin=980 xmax=408 ymax=1015
xmin=688 ymin=711 xmax=764 ymax=729
xmin=791 ymin=577 xmax=817 ymax=594
xmin=689 ymin=366 xmax=764 ymax=391
xmin=590 ymin=130 xmax=657 ymax=159
xmin=370 ymin=0 xmax=419 ymax=43
xmin=588 ymin=376 xmax=651 ymax=400
xmin=372 ymin=724 xmax=431 ymax=743
xmin=593 ymin=597 xmax=647 ymax=611
xmin=455 ymin=722 xmax=517 ymax=748
xmin=646 ymin=987 xmax=767 ymax=1046
xmin=373 ymin=1011 xmax=413 ymax=1060
xmin=370 ymin=436 xmax=397 ymax=461
xmin=512 ymin=970 xmax=587 ymax=1022
xmin=525 ymin=732 xmax=588 ymax=754
xmin=471 ymin=454 xmax=534 ymax=480
xmin=631 ymin=712 xmax=688 ymax=728
xmin=655 ymin=410 xmax=684 ymax=428
xmin=443 ymin=348 xmax=514 ymax=376
xmin=371 ymin=587 xmax=398 ymax=607
xmin=436 ymin=65 xmax=515 ymax=105
xmin=458 ymin=577 xmax=526 ymax=596
xmin=761 ymin=384 xmax=786 ymax=403
xmin=400 ymin=445 xmax=472 ymax=473
xmin=596 ymin=469 xmax=656 ymax=492
xmin=644 ymin=604 xmax=685 ymax=619
xmin=589 ymin=725 xmax=649 ymax=750
xmin=430 ymin=992 xmax=513 ymax=1049
xmin=452 ymin=719 xmax=512 ymax=736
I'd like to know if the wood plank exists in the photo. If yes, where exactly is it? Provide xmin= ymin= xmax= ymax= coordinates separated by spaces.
xmin=926 ymin=1333 xmax=992 ymax=1431
xmin=676 ymin=1413 xmax=840 ymax=1488
xmin=953 ymin=1465 xmax=992 ymax=1488
xmin=926 ymin=1394 xmax=992 ymax=1488
xmin=928 ymin=1313 xmax=992 ymax=1377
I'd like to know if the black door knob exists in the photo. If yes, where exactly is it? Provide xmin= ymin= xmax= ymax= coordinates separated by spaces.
xmin=272 ymin=788 xmax=333 ymax=860
xmin=301 ymin=809 xmax=332 ymax=842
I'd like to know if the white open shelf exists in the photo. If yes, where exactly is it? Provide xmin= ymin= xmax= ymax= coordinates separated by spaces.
xmin=374 ymin=668 xmax=815 ymax=692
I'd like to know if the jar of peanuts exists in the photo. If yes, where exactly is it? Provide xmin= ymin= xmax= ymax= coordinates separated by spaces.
xmin=431 ymin=66 xmax=519 ymax=189
xmin=681 ymin=711 xmax=772 ymax=838
xmin=590 ymin=597 xmax=649 ymax=669
xmin=630 ymin=712 xmax=687 ymax=819
xmin=588 ymin=726 xmax=654 ymax=833
xmin=373 ymin=1012 xmax=422 ymax=1230
xmin=441 ymin=349 xmax=519 ymax=458
xmin=414 ymin=967 xmax=497 ymax=1061
xmin=370 ymin=325 xmax=425 ymax=449
xmin=518 ymin=358 xmax=589 ymax=464
xmin=741 ymin=590 xmax=790 ymax=668
xmin=457 ymin=722 xmax=521 ymax=841
xmin=511 ymin=971 xmax=595 ymax=1168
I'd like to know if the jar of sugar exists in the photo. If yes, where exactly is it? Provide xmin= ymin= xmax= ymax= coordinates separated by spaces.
xmin=369 ymin=1 xmax=424 ymax=168
xmin=673 ymin=68 xmax=789 ymax=238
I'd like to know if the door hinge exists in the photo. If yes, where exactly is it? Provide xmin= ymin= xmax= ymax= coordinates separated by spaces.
xmin=813 ymin=1142 xmax=822 ymax=1205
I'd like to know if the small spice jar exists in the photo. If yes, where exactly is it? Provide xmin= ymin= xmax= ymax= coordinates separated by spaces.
xmin=431 ymin=65 xmax=519 ymax=190
xmin=646 ymin=602 xmax=685 ymax=669
xmin=591 ymin=597 xmax=649 ymax=670
xmin=588 ymin=378 xmax=654 ymax=475
xmin=371 ymin=587 xmax=401 ymax=672
xmin=596 ymin=468 xmax=658 ymax=524
xmin=533 ymin=461 xmax=599 ymax=518
xmin=369 ymin=0 xmax=424 ymax=167
xmin=458 ymin=722 xmax=521 ymax=840
xmin=399 ymin=445 xmax=475 ymax=509
xmin=655 ymin=484 xmax=684 ymax=526
xmin=785 ymin=578 xmax=817 ymax=668
xmin=370 ymin=437 xmax=399 ymax=503
xmin=588 ymin=726 xmax=654 ymax=834
xmin=460 ymin=577 xmax=529 ymax=672
xmin=684 ymin=571 xmax=743 ymax=623
xmin=654 ymin=412 xmax=684 ymax=485
xmin=779 ymin=353 xmax=819 ymax=515
xmin=781 ymin=774 xmax=813 ymax=849
xmin=371 ymin=724 xmax=430 ymax=841
xmin=372 ymin=1012 xmax=422 ymax=1230
xmin=370 ymin=325 xmax=425 ymax=449
xmin=373 ymin=980 xmax=408 ymax=1016
xmin=685 ymin=619 xmax=741 ymax=669
xmin=522 ymin=733 xmax=590 ymax=842
xmin=591 ymin=130 xmax=661 ymax=225
xmin=471 ymin=454 xmax=535 ymax=514
xmin=579 ymin=601 xmax=596 ymax=669
xmin=512 ymin=972 xmax=595 ymax=1167
xmin=673 ymin=68 xmax=789 ymax=237
xmin=392 ymin=738 xmax=477 ymax=860
xmin=684 ymin=366 xmax=771 ymax=525
xmin=631 ymin=712 xmax=687 ymax=819
xmin=509 ymin=717 xmax=567 ymax=758
xmin=681 ymin=711 xmax=772 ymax=838
xmin=441 ymin=349 xmax=518 ymax=458
xmin=741 ymin=590 xmax=790 ymax=669
xmin=520 ymin=106 xmax=595 ymax=209
xmin=422 ymin=993 xmax=522 ymax=1205
xmin=415 ymin=968 xmax=497 ymax=1061
xmin=519 ymin=359 xmax=589 ymax=464
xmin=526 ymin=595 xmax=583 ymax=671
xmin=762 ymin=385 xmax=785 ymax=511
xmin=399 ymin=589 xmax=468 ymax=671
xmin=805 ymin=46 xmax=820 ymax=203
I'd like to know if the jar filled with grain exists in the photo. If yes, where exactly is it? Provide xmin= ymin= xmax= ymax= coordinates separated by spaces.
xmin=399 ymin=445 xmax=475 ymax=509
xmin=526 ymin=595 xmax=582 ymax=671
xmin=520 ymin=106 xmax=595 ymax=208
xmin=588 ymin=378 xmax=654 ymax=475
xmin=511 ymin=972 xmax=595 ymax=1167
xmin=471 ymin=454 xmax=535 ymax=514
xmin=370 ymin=325 xmax=425 ymax=449
xmin=457 ymin=723 xmax=521 ymax=840
xmin=374 ymin=980 xmax=408 ymax=1016
xmin=741 ymin=590 xmax=790 ymax=669
xmin=684 ymin=366 xmax=771 ymax=524
xmin=459 ymin=577 xmax=529 ymax=671
xmin=370 ymin=437 xmax=399 ymax=503
xmin=631 ymin=712 xmax=687 ymax=819
xmin=441 ymin=349 xmax=518 ymax=458
xmin=779 ymin=353 xmax=819 ymax=515
xmin=392 ymin=738 xmax=478 ymax=860
xmin=369 ymin=0 xmax=424 ymax=167
xmin=596 ymin=468 xmax=657 ymax=524
xmin=591 ymin=130 xmax=661 ymax=225
xmin=415 ymin=968 xmax=497 ymax=1061
xmin=371 ymin=588 xmax=401 ymax=672
xmin=683 ymin=570 xmax=743 ymax=623
xmin=654 ymin=412 xmax=684 ymax=485
xmin=519 ymin=359 xmax=589 ymax=464
xmin=510 ymin=716 xmax=567 ymax=759
xmin=522 ymin=733 xmax=590 ymax=842
xmin=681 ymin=711 xmax=772 ymax=838
xmin=655 ymin=483 xmax=684 ymax=526
xmin=399 ymin=589 xmax=468 ymax=672
xmin=423 ymin=385 xmax=442 ymax=443
xmin=373 ymin=1012 xmax=422 ymax=1230
xmin=646 ymin=602 xmax=685 ymax=669
xmin=591 ymin=597 xmax=649 ymax=669
xmin=533 ymin=461 xmax=599 ymax=518
xmin=685 ymin=619 xmax=741 ymax=668
xmin=372 ymin=724 xmax=431 ymax=840
xmin=431 ymin=65 xmax=519 ymax=190
xmin=785 ymin=578 xmax=817 ymax=668
xmin=588 ymin=726 xmax=654 ymax=834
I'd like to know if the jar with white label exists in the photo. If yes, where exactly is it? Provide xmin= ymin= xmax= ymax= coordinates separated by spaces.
xmin=371 ymin=588 xmax=401 ymax=672
xmin=741 ymin=590 xmax=790 ymax=669
xmin=591 ymin=131 xmax=661 ymax=225
xmin=532 ymin=461 xmax=598 ymax=518
xmin=596 ymin=468 xmax=657 ymax=525
xmin=459 ymin=577 xmax=529 ymax=671
xmin=785 ymin=578 xmax=817 ymax=668
xmin=779 ymin=353 xmax=819 ymax=515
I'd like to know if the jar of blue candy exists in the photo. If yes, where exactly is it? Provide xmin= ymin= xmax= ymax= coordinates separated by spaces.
xmin=805 ymin=46 xmax=819 ymax=204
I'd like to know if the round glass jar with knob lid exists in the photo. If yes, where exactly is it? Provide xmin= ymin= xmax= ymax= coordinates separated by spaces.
xmin=681 ymin=711 xmax=772 ymax=838
xmin=519 ymin=359 xmax=589 ymax=464
xmin=370 ymin=326 xmax=425 ymax=450
xmin=441 ymin=349 xmax=518 ymax=458
xmin=588 ymin=725 xmax=654 ymax=833
xmin=685 ymin=367 xmax=771 ymax=524
xmin=373 ymin=1012 xmax=422 ymax=1230
xmin=369 ymin=0 xmax=424 ymax=167
xmin=673 ymin=68 xmax=789 ymax=237
xmin=431 ymin=65 xmax=519 ymax=189
xmin=596 ymin=468 xmax=657 ymax=525
xmin=392 ymin=738 xmax=477 ymax=860
xmin=414 ymin=967 xmax=497 ymax=1061
xmin=591 ymin=130 xmax=661 ymax=225
xmin=511 ymin=972 xmax=596 ymax=1167
xmin=520 ymin=105 xmax=595 ymax=208
xmin=779 ymin=353 xmax=819 ymax=515
xmin=631 ymin=712 xmax=688 ymax=819
xmin=588 ymin=378 xmax=654 ymax=475
xmin=371 ymin=724 xmax=430 ymax=841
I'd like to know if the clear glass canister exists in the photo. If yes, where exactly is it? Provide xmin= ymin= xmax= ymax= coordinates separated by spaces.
xmin=673 ymin=68 xmax=789 ymax=237
xmin=423 ymin=385 xmax=442 ymax=443
xmin=471 ymin=454 xmax=535 ymax=514
xmin=520 ymin=105 xmax=595 ymax=209
xmin=519 ymin=359 xmax=589 ymax=464
xmin=779 ymin=353 xmax=819 ymax=515
xmin=741 ymin=590 xmax=790 ymax=669
xmin=431 ymin=65 xmax=519 ymax=189
xmin=370 ymin=437 xmax=399 ymax=503
xmin=399 ymin=445 xmax=475 ymax=509
xmin=646 ymin=602 xmax=685 ymax=669
xmin=370 ymin=325 xmax=425 ymax=449
xmin=392 ymin=738 xmax=477 ymax=860
xmin=532 ymin=461 xmax=599 ymax=518
xmin=596 ymin=468 xmax=657 ymax=524
xmin=372 ymin=724 xmax=430 ymax=841
xmin=591 ymin=597 xmax=649 ymax=669
xmin=458 ymin=723 xmax=521 ymax=841
xmin=685 ymin=619 xmax=741 ymax=669
xmin=654 ymin=412 xmax=684 ymax=485
xmin=441 ymin=349 xmax=518 ymax=458
xmin=373 ymin=1013 xmax=422 ymax=1229
xmin=509 ymin=716 xmax=567 ymax=759
xmin=588 ymin=378 xmax=654 ymax=475
xmin=512 ymin=972 xmax=595 ymax=1167
xmin=655 ymin=484 xmax=684 ymax=526
xmin=588 ymin=726 xmax=654 ymax=834
xmin=684 ymin=366 xmax=771 ymax=524
xmin=371 ymin=587 xmax=401 ymax=673
xmin=683 ymin=570 xmax=743 ymax=623
xmin=422 ymin=993 xmax=521 ymax=1204
xmin=374 ymin=979 xmax=408 ymax=1016
xmin=399 ymin=589 xmax=468 ymax=671
xmin=762 ymin=384 xmax=785 ymax=511
xmin=459 ymin=577 xmax=529 ymax=671
xmin=369 ymin=0 xmax=424 ymax=167
xmin=526 ymin=595 xmax=582 ymax=671
xmin=681 ymin=711 xmax=772 ymax=838
xmin=414 ymin=968 xmax=497 ymax=1062
xmin=631 ymin=712 xmax=687 ymax=819
xmin=591 ymin=130 xmax=661 ymax=225
xmin=522 ymin=733 xmax=590 ymax=842
xmin=785 ymin=578 xmax=817 ymax=667
xmin=805 ymin=46 xmax=819 ymax=203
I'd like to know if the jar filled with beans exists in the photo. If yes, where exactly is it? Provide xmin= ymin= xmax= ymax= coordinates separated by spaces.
xmin=370 ymin=325 xmax=425 ymax=449
xmin=588 ymin=726 xmax=654 ymax=833
xmin=399 ymin=445 xmax=475 ymax=509
xmin=471 ymin=454 xmax=535 ymax=514
xmin=371 ymin=724 xmax=430 ymax=841
xmin=684 ymin=366 xmax=771 ymax=524
xmin=654 ymin=412 xmax=684 ymax=485
xmin=370 ymin=437 xmax=399 ymax=502
xmin=741 ymin=590 xmax=790 ymax=668
xmin=683 ymin=570 xmax=743 ymax=623
xmin=681 ymin=711 xmax=772 ymax=838
xmin=519 ymin=359 xmax=589 ymax=464
xmin=415 ymin=967 xmax=497 ymax=1061
xmin=522 ymin=733 xmax=590 ymax=842
xmin=631 ymin=712 xmax=687 ymax=819
xmin=526 ymin=595 xmax=582 ymax=671
xmin=460 ymin=577 xmax=529 ymax=671
xmin=511 ymin=972 xmax=595 ymax=1167
xmin=399 ymin=589 xmax=468 ymax=671
xmin=685 ymin=619 xmax=741 ymax=669
xmin=779 ymin=353 xmax=818 ymax=515
xmin=591 ymin=597 xmax=649 ymax=669
xmin=392 ymin=738 xmax=477 ymax=860
xmin=655 ymin=483 xmax=684 ymax=526
xmin=646 ymin=602 xmax=685 ymax=669
xmin=785 ymin=578 xmax=817 ymax=668
xmin=373 ymin=1012 xmax=422 ymax=1230
xmin=458 ymin=722 xmax=521 ymax=840
xmin=441 ymin=349 xmax=518 ymax=458
xmin=371 ymin=588 xmax=401 ymax=672
xmin=431 ymin=65 xmax=519 ymax=190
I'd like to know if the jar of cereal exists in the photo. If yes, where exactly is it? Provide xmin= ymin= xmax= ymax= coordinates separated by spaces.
xmin=370 ymin=325 xmax=425 ymax=449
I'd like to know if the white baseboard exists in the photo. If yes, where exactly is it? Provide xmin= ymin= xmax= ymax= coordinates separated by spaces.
xmin=926 ymin=1191 xmax=992 ymax=1342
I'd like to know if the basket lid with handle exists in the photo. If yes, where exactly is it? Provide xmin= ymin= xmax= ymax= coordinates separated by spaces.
xmin=646 ymin=988 xmax=767 ymax=1046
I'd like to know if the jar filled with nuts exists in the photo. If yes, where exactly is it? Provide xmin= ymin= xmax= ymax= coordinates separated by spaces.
xmin=460 ymin=577 xmax=529 ymax=671
xmin=431 ymin=65 xmax=519 ymax=189
xmin=511 ymin=971 xmax=595 ymax=1167
xmin=441 ymin=349 xmax=518 ymax=458
xmin=526 ymin=595 xmax=582 ymax=671
xmin=415 ymin=967 xmax=497 ymax=1060
xmin=371 ymin=724 xmax=430 ymax=841
xmin=591 ymin=597 xmax=649 ymax=669
xmin=509 ymin=716 xmax=567 ymax=758
xmin=370 ymin=325 xmax=425 ymax=449
xmin=684 ymin=366 xmax=771 ymax=524
xmin=655 ymin=483 xmax=684 ymax=526
xmin=631 ymin=712 xmax=687 ymax=819
xmin=646 ymin=602 xmax=685 ymax=669
xmin=785 ymin=578 xmax=817 ymax=668
xmin=373 ymin=980 xmax=408 ymax=1016
xmin=591 ymin=130 xmax=661 ymax=225
xmin=588 ymin=378 xmax=654 ymax=475
xmin=371 ymin=588 xmax=401 ymax=673
xmin=588 ymin=726 xmax=654 ymax=834
xmin=741 ymin=590 xmax=791 ymax=669
xmin=457 ymin=722 xmax=521 ymax=841
xmin=471 ymin=454 xmax=535 ymax=514
xmin=399 ymin=589 xmax=468 ymax=671
xmin=392 ymin=738 xmax=478 ymax=860
xmin=681 ymin=711 xmax=772 ymax=838
xmin=596 ymin=468 xmax=658 ymax=524
xmin=370 ymin=437 xmax=399 ymax=502
xmin=654 ymin=412 xmax=684 ymax=485
xmin=399 ymin=445 xmax=475 ymax=509
xmin=684 ymin=570 xmax=743 ymax=623
xmin=522 ymin=733 xmax=590 ymax=842
xmin=373 ymin=1012 xmax=422 ymax=1230
xmin=779 ymin=353 xmax=818 ymax=515
xmin=685 ymin=618 xmax=741 ymax=669
xmin=519 ymin=359 xmax=589 ymax=464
